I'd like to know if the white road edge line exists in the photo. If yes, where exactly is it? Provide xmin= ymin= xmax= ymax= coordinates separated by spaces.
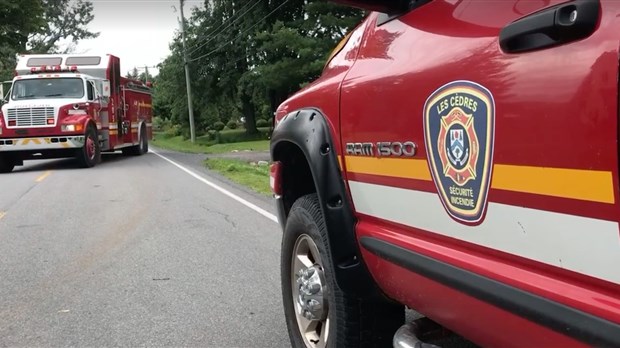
xmin=150 ymin=149 xmax=279 ymax=223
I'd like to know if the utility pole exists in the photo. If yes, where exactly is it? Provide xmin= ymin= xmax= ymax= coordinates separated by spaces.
xmin=144 ymin=65 xmax=149 ymax=84
xmin=179 ymin=0 xmax=196 ymax=143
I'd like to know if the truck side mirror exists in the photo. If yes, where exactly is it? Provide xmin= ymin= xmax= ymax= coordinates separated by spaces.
xmin=102 ymin=80 xmax=111 ymax=97
xmin=0 ymin=81 xmax=12 ymax=103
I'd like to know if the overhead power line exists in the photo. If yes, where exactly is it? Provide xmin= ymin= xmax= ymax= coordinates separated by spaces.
xmin=132 ymin=66 xmax=158 ymax=70
xmin=186 ymin=0 xmax=260 ymax=56
xmin=188 ymin=0 xmax=290 ymax=63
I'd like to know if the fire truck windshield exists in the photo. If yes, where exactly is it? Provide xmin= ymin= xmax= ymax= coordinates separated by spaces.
xmin=11 ymin=78 xmax=84 ymax=100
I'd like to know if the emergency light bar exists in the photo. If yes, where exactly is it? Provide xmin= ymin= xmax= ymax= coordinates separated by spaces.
xmin=30 ymin=65 xmax=79 ymax=74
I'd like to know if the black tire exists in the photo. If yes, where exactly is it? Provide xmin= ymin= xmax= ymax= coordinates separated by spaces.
xmin=282 ymin=193 xmax=404 ymax=348
xmin=76 ymin=125 xmax=100 ymax=168
xmin=123 ymin=125 xmax=148 ymax=156
xmin=0 ymin=155 xmax=15 ymax=173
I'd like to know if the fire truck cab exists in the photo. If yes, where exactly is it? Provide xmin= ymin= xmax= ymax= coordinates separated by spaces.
xmin=0 ymin=54 xmax=152 ymax=173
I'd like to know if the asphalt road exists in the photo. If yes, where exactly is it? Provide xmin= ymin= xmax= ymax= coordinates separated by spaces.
xmin=0 ymin=148 xmax=289 ymax=347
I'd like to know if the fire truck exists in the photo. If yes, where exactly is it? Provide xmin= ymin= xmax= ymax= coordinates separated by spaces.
xmin=270 ymin=0 xmax=620 ymax=347
xmin=0 ymin=54 xmax=153 ymax=173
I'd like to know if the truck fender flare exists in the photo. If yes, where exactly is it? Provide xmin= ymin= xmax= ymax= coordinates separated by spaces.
xmin=271 ymin=108 xmax=379 ymax=296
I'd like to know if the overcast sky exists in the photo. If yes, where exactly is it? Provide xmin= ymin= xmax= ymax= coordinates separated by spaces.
xmin=74 ymin=0 xmax=204 ymax=76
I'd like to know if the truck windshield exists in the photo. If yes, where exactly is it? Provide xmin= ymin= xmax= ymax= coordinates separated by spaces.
xmin=11 ymin=78 xmax=84 ymax=100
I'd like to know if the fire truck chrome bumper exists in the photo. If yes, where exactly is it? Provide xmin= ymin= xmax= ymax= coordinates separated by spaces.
xmin=0 ymin=136 xmax=85 ymax=151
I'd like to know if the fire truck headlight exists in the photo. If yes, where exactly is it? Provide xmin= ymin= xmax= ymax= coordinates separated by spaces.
xmin=61 ymin=124 xmax=83 ymax=132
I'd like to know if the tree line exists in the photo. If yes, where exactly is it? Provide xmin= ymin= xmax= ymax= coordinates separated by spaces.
xmin=154 ymin=0 xmax=363 ymax=138
xmin=0 ymin=0 xmax=98 ymax=82
xmin=0 ymin=0 xmax=363 ymax=139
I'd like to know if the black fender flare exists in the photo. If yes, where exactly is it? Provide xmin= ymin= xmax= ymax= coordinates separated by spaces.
xmin=271 ymin=108 xmax=378 ymax=297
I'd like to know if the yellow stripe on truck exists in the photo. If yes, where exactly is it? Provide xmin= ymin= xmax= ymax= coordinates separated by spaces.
xmin=21 ymin=138 xmax=42 ymax=145
xmin=491 ymin=164 xmax=615 ymax=204
xmin=342 ymin=156 xmax=615 ymax=204
xmin=345 ymin=156 xmax=431 ymax=181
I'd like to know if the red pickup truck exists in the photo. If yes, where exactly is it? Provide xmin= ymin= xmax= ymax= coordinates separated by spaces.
xmin=270 ymin=0 xmax=620 ymax=347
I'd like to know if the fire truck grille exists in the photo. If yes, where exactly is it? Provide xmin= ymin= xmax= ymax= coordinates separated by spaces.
xmin=6 ymin=107 xmax=55 ymax=127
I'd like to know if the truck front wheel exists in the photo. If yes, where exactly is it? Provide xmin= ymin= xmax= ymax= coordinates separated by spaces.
xmin=281 ymin=193 xmax=403 ymax=348
xmin=76 ymin=125 xmax=100 ymax=168
xmin=0 ymin=155 xmax=15 ymax=173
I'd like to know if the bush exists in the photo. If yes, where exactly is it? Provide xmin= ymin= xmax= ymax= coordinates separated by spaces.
xmin=213 ymin=121 xmax=225 ymax=131
xmin=218 ymin=128 xmax=269 ymax=143
xmin=226 ymin=120 xmax=238 ymax=129
xmin=205 ymin=129 xmax=220 ymax=141
xmin=181 ymin=128 xmax=191 ymax=140
xmin=256 ymin=119 xmax=269 ymax=127
xmin=153 ymin=117 xmax=176 ymax=133
xmin=153 ymin=116 xmax=165 ymax=131
xmin=163 ymin=124 xmax=181 ymax=137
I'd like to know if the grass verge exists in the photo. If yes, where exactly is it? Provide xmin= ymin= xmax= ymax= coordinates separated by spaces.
xmin=206 ymin=140 xmax=269 ymax=154
xmin=205 ymin=158 xmax=271 ymax=196
xmin=152 ymin=134 xmax=210 ymax=153
xmin=152 ymin=133 xmax=269 ymax=154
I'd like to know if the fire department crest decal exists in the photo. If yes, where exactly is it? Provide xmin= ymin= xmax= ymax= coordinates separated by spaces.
xmin=423 ymin=81 xmax=495 ymax=224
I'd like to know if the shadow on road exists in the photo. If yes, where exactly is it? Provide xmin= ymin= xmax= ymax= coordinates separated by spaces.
xmin=12 ymin=152 xmax=143 ymax=173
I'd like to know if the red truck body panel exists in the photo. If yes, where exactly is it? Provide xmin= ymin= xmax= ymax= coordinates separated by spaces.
xmin=275 ymin=0 xmax=620 ymax=345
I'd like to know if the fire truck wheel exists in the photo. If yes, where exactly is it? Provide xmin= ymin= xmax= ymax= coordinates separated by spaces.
xmin=0 ymin=155 xmax=15 ymax=173
xmin=138 ymin=125 xmax=148 ymax=154
xmin=123 ymin=125 xmax=148 ymax=156
xmin=77 ymin=125 xmax=100 ymax=168
xmin=282 ymin=193 xmax=403 ymax=348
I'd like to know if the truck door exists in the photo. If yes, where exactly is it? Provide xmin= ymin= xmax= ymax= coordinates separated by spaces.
xmin=340 ymin=0 xmax=620 ymax=344
xmin=94 ymin=80 xmax=110 ymax=148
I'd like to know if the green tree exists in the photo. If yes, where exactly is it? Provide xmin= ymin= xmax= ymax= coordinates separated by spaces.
xmin=252 ymin=2 xmax=363 ymax=112
xmin=0 ymin=0 xmax=98 ymax=80
xmin=27 ymin=0 xmax=99 ymax=54
xmin=153 ymin=43 xmax=186 ymax=125
xmin=126 ymin=67 xmax=140 ymax=80
xmin=139 ymin=68 xmax=154 ymax=84
xmin=0 ymin=0 xmax=44 ymax=80
xmin=155 ymin=0 xmax=363 ymax=138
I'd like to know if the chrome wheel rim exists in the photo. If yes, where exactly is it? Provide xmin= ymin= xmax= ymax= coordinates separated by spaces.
xmin=291 ymin=234 xmax=329 ymax=348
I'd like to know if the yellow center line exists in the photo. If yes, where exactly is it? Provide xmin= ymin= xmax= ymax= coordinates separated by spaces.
xmin=35 ymin=171 xmax=52 ymax=183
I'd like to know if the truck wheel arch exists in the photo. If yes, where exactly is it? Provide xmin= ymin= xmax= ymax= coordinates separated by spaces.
xmin=271 ymin=108 xmax=379 ymax=297
xmin=137 ymin=119 xmax=147 ymax=140
xmin=87 ymin=120 xmax=99 ymax=145
xmin=82 ymin=119 xmax=98 ymax=136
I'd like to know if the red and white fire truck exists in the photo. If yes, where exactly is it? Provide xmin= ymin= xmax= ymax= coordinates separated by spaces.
xmin=0 ymin=54 xmax=153 ymax=173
